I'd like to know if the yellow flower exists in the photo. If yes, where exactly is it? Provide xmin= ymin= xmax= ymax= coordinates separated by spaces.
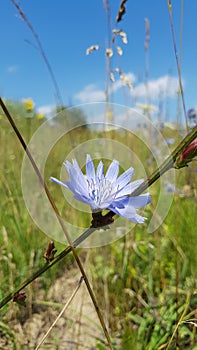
xmin=24 ymin=98 xmax=34 ymax=112
xmin=107 ymin=109 xmax=113 ymax=120
xmin=0 ymin=114 xmax=3 ymax=120
xmin=37 ymin=113 xmax=45 ymax=120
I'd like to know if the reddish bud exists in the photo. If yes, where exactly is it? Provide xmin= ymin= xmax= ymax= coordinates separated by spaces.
xmin=43 ymin=241 xmax=57 ymax=261
xmin=13 ymin=292 xmax=26 ymax=306
xmin=175 ymin=137 xmax=197 ymax=168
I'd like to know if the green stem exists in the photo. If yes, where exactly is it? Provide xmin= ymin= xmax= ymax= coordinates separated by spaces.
xmin=0 ymin=98 xmax=113 ymax=349
xmin=105 ymin=125 xmax=197 ymax=221
xmin=0 ymin=227 xmax=95 ymax=309
xmin=1 ymin=127 xmax=196 ymax=309
xmin=0 ymin=98 xmax=196 ymax=331
xmin=130 ymin=125 xmax=197 ymax=196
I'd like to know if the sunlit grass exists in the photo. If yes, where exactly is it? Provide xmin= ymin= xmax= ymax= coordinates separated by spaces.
xmin=0 ymin=101 xmax=196 ymax=349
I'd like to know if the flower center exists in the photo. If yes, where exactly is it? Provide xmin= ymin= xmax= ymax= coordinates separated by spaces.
xmin=87 ymin=178 xmax=113 ymax=206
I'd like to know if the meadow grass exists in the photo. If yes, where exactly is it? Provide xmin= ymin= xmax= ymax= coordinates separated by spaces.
xmin=0 ymin=101 xmax=196 ymax=349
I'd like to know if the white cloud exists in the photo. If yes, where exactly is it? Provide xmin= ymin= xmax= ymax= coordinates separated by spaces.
xmin=74 ymin=73 xmax=135 ymax=103
xmin=133 ymin=75 xmax=179 ymax=100
xmin=37 ymin=104 xmax=56 ymax=117
xmin=74 ymin=74 xmax=179 ymax=104
xmin=74 ymin=84 xmax=105 ymax=103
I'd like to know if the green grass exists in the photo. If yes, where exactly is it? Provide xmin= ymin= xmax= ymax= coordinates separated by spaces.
xmin=0 ymin=100 xmax=197 ymax=349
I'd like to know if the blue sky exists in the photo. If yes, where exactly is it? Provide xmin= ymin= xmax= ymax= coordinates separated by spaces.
xmin=1 ymin=0 xmax=197 ymax=123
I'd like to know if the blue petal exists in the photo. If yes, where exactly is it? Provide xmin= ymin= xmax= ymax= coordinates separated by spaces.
xmin=110 ymin=204 xmax=146 ymax=223
xmin=128 ymin=193 xmax=151 ymax=208
xmin=109 ymin=202 xmax=136 ymax=218
xmin=64 ymin=180 xmax=75 ymax=192
xmin=96 ymin=160 xmax=104 ymax=181
xmin=110 ymin=199 xmax=127 ymax=209
xmin=132 ymin=214 xmax=147 ymax=223
xmin=86 ymin=154 xmax=95 ymax=181
xmin=50 ymin=177 xmax=68 ymax=189
xmin=73 ymin=192 xmax=96 ymax=207
xmin=71 ymin=159 xmax=87 ymax=186
xmin=105 ymin=160 xmax=119 ymax=182
xmin=130 ymin=179 xmax=144 ymax=193
xmin=63 ymin=160 xmax=75 ymax=183
xmin=114 ymin=167 xmax=134 ymax=190
xmin=114 ymin=183 xmax=132 ymax=197
xmin=64 ymin=159 xmax=88 ymax=194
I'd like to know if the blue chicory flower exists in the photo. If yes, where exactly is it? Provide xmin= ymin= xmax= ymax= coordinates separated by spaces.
xmin=187 ymin=108 xmax=197 ymax=128
xmin=50 ymin=155 xmax=151 ymax=223
xmin=187 ymin=108 xmax=196 ymax=120
xmin=162 ymin=138 xmax=175 ymax=146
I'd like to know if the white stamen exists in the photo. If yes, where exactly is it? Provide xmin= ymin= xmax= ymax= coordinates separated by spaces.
xmin=87 ymin=178 xmax=116 ymax=207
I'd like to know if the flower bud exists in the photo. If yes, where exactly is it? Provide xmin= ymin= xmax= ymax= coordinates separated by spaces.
xmin=13 ymin=292 xmax=26 ymax=306
xmin=43 ymin=241 xmax=57 ymax=261
xmin=175 ymin=137 xmax=197 ymax=168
